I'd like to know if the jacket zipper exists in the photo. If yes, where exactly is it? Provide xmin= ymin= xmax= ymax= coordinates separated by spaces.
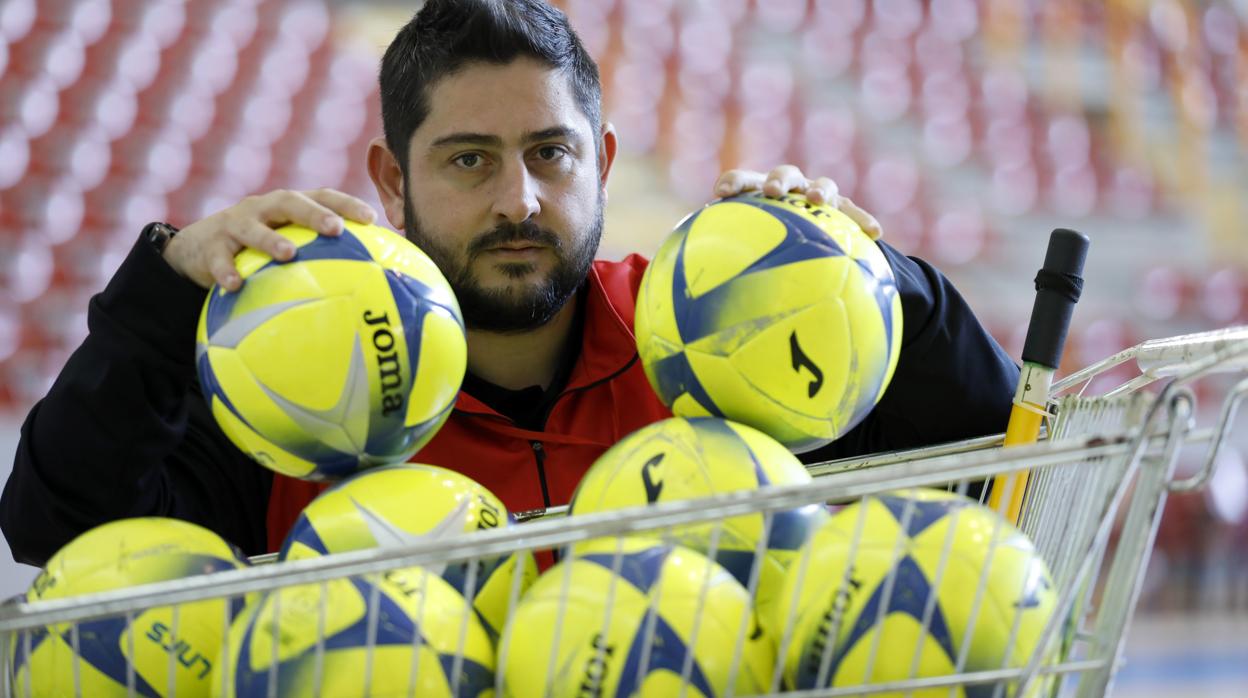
xmin=457 ymin=353 xmax=642 ymax=514
xmin=530 ymin=440 xmax=551 ymax=509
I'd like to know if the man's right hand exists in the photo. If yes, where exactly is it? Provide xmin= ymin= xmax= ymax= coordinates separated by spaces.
xmin=163 ymin=188 xmax=378 ymax=292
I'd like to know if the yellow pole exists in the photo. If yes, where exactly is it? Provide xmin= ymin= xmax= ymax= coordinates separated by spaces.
xmin=988 ymin=363 xmax=1051 ymax=523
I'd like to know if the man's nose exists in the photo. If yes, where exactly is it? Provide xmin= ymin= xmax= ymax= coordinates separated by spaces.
xmin=491 ymin=158 xmax=540 ymax=224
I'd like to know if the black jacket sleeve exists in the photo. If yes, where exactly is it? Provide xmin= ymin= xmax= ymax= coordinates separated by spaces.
xmin=0 ymin=234 xmax=271 ymax=566
xmin=800 ymin=242 xmax=1019 ymax=463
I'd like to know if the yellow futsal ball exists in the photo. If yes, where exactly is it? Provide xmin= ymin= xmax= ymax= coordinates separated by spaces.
xmin=195 ymin=221 xmax=466 ymax=480
xmin=499 ymin=538 xmax=774 ymax=697
xmin=636 ymin=192 xmax=903 ymax=452
xmin=11 ymin=518 xmax=249 ymax=698
xmin=279 ymin=463 xmax=536 ymax=641
xmin=772 ymin=489 xmax=1058 ymax=694
xmin=219 ymin=566 xmax=495 ymax=697
xmin=567 ymin=416 xmax=827 ymax=644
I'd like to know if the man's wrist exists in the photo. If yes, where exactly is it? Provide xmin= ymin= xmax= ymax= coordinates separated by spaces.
xmin=142 ymin=221 xmax=180 ymax=255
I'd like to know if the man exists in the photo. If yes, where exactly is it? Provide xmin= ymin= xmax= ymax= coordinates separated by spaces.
xmin=1 ymin=0 xmax=1017 ymax=565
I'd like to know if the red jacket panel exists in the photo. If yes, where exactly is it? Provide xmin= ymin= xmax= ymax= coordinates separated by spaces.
xmin=265 ymin=254 xmax=671 ymax=551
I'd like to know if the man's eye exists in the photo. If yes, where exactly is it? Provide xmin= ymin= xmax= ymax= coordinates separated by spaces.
xmin=454 ymin=153 xmax=483 ymax=168
xmin=536 ymin=146 xmax=566 ymax=161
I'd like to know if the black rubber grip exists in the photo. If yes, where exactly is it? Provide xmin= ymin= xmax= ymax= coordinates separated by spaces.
xmin=1021 ymin=228 xmax=1090 ymax=369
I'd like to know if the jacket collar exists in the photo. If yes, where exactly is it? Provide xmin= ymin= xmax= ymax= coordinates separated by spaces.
xmin=454 ymin=257 xmax=642 ymax=416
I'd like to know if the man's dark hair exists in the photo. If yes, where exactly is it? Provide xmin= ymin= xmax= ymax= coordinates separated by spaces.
xmin=379 ymin=0 xmax=602 ymax=175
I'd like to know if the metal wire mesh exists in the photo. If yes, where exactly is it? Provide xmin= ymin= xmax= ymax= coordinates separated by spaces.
xmin=1 ymin=327 xmax=1245 ymax=697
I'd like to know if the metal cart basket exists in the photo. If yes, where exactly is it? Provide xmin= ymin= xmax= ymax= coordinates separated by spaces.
xmin=3 ymin=326 xmax=1247 ymax=697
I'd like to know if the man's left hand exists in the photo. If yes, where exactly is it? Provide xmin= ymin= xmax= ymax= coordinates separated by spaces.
xmin=713 ymin=165 xmax=883 ymax=241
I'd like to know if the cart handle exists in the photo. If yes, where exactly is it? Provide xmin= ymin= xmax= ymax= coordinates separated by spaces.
xmin=1135 ymin=326 xmax=1248 ymax=377
xmin=1168 ymin=375 xmax=1248 ymax=493
xmin=1053 ymin=326 xmax=1248 ymax=395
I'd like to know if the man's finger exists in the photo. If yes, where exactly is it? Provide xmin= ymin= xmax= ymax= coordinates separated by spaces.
xmin=762 ymin=164 xmax=808 ymax=197
xmin=805 ymin=176 xmax=841 ymax=205
xmin=714 ymin=169 xmax=767 ymax=197
xmin=256 ymin=190 xmax=344 ymax=236
xmin=840 ymin=197 xmax=884 ymax=241
xmin=209 ymin=252 xmax=242 ymax=292
xmin=228 ymin=220 xmax=298 ymax=261
xmin=304 ymin=188 xmax=378 ymax=224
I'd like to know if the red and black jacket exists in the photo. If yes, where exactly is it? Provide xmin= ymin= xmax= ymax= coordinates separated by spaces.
xmin=263 ymin=254 xmax=672 ymax=552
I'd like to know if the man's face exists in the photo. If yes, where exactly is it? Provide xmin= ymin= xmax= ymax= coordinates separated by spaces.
xmin=402 ymin=58 xmax=606 ymax=333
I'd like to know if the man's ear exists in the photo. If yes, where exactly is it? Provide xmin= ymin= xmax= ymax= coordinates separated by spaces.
xmin=367 ymin=137 xmax=407 ymax=231
xmin=597 ymin=121 xmax=618 ymax=205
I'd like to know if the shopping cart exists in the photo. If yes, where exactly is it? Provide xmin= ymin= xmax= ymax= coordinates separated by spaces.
xmin=2 ymin=326 xmax=1246 ymax=697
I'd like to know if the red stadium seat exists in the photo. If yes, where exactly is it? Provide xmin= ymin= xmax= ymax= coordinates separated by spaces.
xmin=327 ymin=46 xmax=381 ymax=106
xmin=114 ymin=34 xmax=162 ymax=92
xmin=675 ymin=60 xmax=732 ymax=109
xmin=288 ymin=146 xmax=350 ymax=193
xmin=922 ymin=112 xmax=973 ymax=168
xmin=83 ymin=79 xmax=139 ymax=141
xmin=809 ymin=0 xmax=866 ymax=33
xmin=277 ymin=0 xmax=331 ymax=53
xmin=800 ymin=104 xmax=858 ymax=163
xmin=165 ymin=86 xmax=218 ymax=142
xmin=676 ymin=12 xmax=734 ymax=77
xmin=0 ymin=0 xmax=36 ymax=43
xmin=859 ymin=28 xmax=911 ymax=73
xmin=1107 ymin=165 xmax=1158 ymax=219
xmin=41 ymin=29 xmax=86 ymax=89
xmin=737 ymin=58 xmax=794 ymax=114
xmin=0 ymin=301 xmax=20 ymax=365
xmin=68 ymin=0 xmax=110 ymax=46
xmin=309 ymin=94 xmax=368 ymax=147
xmin=874 ymin=204 xmax=926 ymax=256
xmin=2 ymin=74 xmax=59 ymax=139
xmin=1200 ymin=269 xmax=1247 ymax=325
xmin=237 ymin=92 xmax=294 ymax=147
xmin=799 ymin=18 xmax=856 ymax=80
xmin=982 ymin=114 xmax=1032 ymax=167
xmin=210 ymin=1 xmax=259 ymax=50
xmin=31 ymin=124 xmax=111 ymax=190
xmin=21 ymin=286 xmax=91 ymax=351
xmin=667 ymin=103 xmax=726 ymax=163
xmin=1048 ymin=162 xmax=1098 ymax=218
xmin=218 ymin=141 xmax=274 ymax=198
xmin=666 ymin=149 xmax=721 ymax=203
xmin=2 ymin=347 xmax=65 ymax=411
xmin=860 ymin=64 xmax=912 ymax=122
xmin=619 ymin=10 xmax=675 ymax=63
xmin=0 ymin=234 xmax=53 ymax=304
xmin=40 ymin=181 xmax=85 ymax=246
xmin=0 ymin=126 xmax=30 ymax=189
xmin=754 ymin=0 xmax=808 ymax=35
xmin=977 ymin=66 xmax=1029 ymax=121
xmin=927 ymin=0 xmax=979 ymax=43
xmin=189 ymin=35 xmax=241 ymax=97
xmin=920 ymin=68 xmax=971 ymax=120
xmin=928 ymin=200 xmax=989 ymax=266
xmin=863 ymin=154 xmax=920 ymax=216
xmin=260 ymin=43 xmax=313 ymax=99
xmin=1136 ymin=265 xmax=1191 ymax=322
xmin=734 ymin=107 xmax=795 ymax=172
xmin=134 ymin=1 xmax=187 ymax=48
xmin=871 ymin=0 xmax=924 ymax=39
xmin=990 ymin=160 xmax=1039 ymax=216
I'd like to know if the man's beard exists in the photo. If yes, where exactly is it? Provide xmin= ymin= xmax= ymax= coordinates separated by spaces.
xmin=402 ymin=192 xmax=604 ymax=333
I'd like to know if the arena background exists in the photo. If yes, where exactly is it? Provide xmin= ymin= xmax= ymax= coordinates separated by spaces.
xmin=0 ymin=0 xmax=1245 ymax=693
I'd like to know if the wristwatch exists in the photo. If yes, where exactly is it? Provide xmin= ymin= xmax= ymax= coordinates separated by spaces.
xmin=143 ymin=221 xmax=180 ymax=254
